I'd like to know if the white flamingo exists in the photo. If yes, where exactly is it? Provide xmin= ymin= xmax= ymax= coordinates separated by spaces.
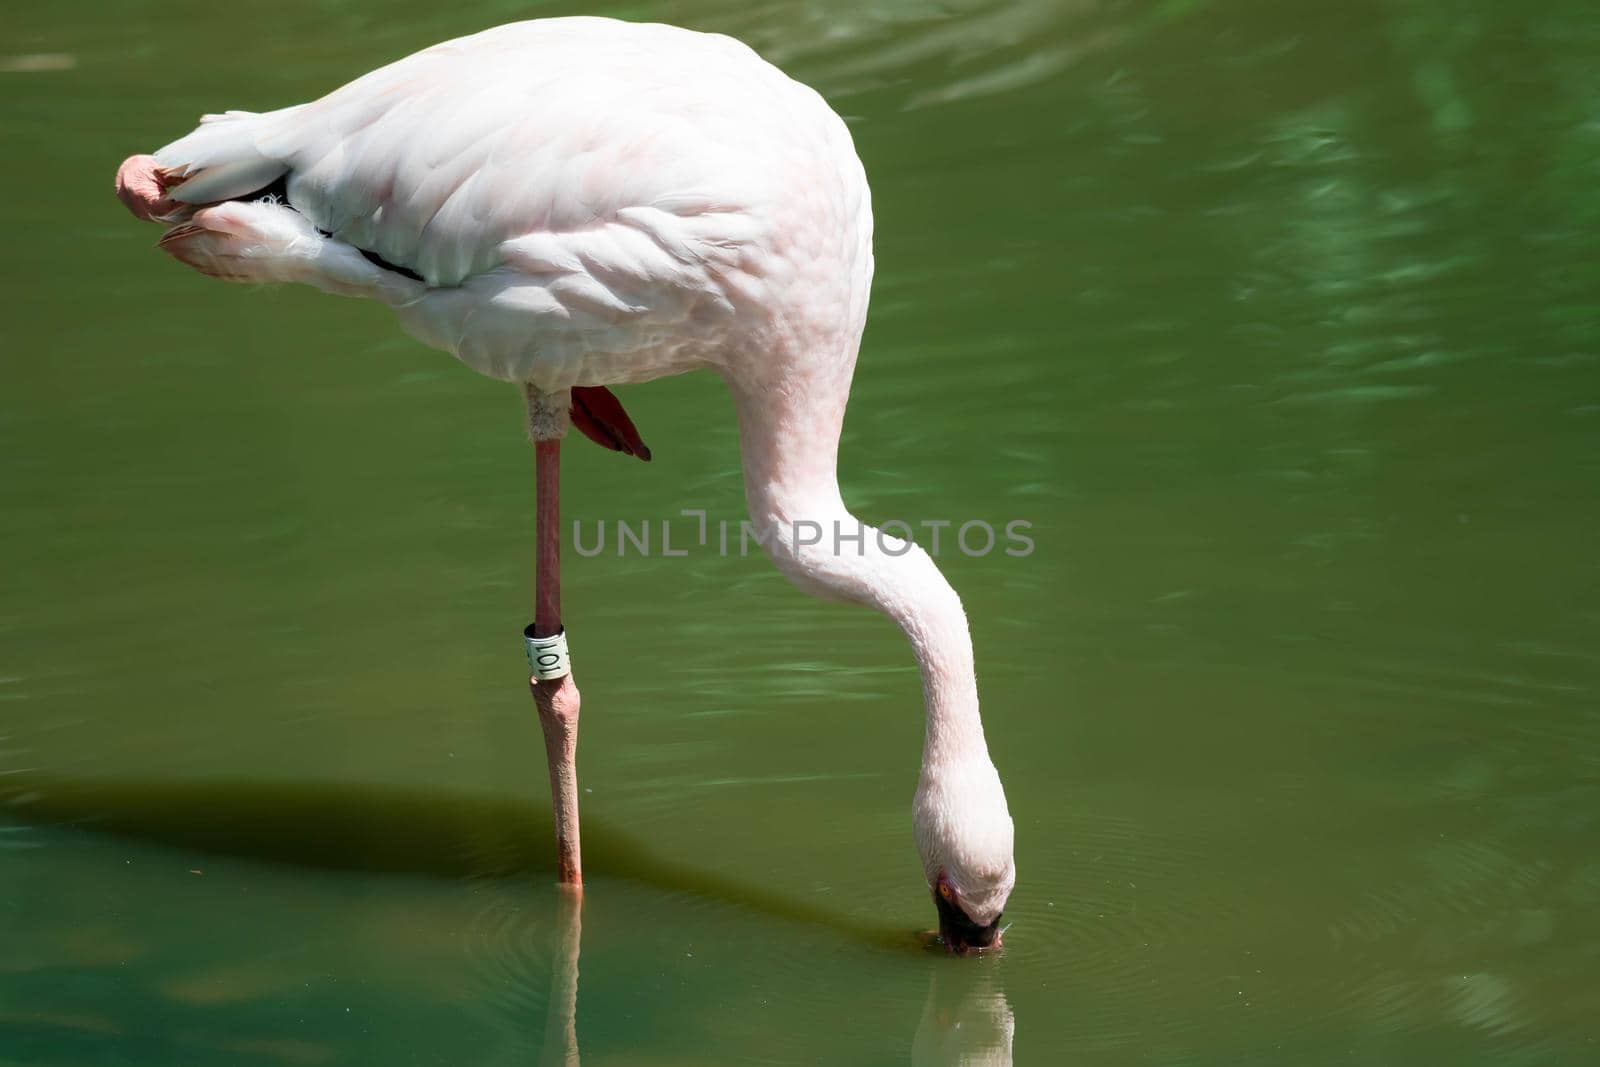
xmin=115 ymin=16 xmax=1014 ymax=952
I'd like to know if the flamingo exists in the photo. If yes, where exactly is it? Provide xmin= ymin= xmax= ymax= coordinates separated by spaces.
xmin=114 ymin=16 xmax=1014 ymax=952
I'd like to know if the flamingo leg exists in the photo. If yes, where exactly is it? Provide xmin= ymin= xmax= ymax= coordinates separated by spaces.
xmin=528 ymin=394 xmax=583 ymax=890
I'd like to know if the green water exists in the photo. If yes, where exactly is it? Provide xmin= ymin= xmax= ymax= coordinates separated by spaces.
xmin=4 ymin=1 xmax=1599 ymax=1062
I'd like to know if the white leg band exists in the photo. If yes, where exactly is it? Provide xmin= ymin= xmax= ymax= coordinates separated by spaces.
xmin=524 ymin=625 xmax=572 ymax=680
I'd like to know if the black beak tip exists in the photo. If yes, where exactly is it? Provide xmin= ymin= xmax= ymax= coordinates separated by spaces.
xmin=934 ymin=892 xmax=1002 ymax=955
xmin=938 ymin=921 xmax=1002 ymax=955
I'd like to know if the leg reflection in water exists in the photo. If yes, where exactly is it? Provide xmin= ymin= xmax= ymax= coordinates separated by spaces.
xmin=540 ymin=890 xmax=583 ymax=1067
xmin=528 ymin=901 xmax=1014 ymax=1067
xmin=912 ymin=960 xmax=1015 ymax=1067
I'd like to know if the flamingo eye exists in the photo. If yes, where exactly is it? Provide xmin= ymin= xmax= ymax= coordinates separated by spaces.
xmin=938 ymin=881 xmax=953 ymax=901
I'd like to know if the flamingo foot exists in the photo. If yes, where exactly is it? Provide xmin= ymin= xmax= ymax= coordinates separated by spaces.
xmin=115 ymin=154 xmax=184 ymax=223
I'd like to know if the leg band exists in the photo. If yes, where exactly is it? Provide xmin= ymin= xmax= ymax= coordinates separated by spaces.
xmin=525 ymin=625 xmax=572 ymax=680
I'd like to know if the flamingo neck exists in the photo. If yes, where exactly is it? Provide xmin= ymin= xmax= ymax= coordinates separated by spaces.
xmin=881 ymin=541 xmax=989 ymax=774
xmin=730 ymin=381 xmax=991 ymax=776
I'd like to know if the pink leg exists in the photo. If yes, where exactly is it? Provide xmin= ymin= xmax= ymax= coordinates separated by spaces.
xmin=530 ymin=435 xmax=583 ymax=889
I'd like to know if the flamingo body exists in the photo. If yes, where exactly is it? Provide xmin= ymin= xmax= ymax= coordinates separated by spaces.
xmin=141 ymin=17 xmax=871 ymax=392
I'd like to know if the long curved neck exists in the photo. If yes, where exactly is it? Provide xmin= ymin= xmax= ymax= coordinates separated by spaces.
xmin=728 ymin=378 xmax=991 ymax=773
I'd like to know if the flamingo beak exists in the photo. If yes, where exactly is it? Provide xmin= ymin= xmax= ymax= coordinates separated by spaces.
xmin=934 ymin=883 xmax=1002 ymax=956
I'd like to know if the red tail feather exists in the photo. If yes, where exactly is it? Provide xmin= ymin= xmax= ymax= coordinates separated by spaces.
xmin=570 ymin=386 xmax=651 ymax=461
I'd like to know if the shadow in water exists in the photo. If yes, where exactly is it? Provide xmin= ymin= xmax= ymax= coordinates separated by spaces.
xmin=0 ymin=775 xmax=912 ymax=951
xmin=3 ymin=776 xmax=1015 ymax=1063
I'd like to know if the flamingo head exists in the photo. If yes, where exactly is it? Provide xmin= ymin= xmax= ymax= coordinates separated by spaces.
xmin=914 ymin=757 xmax=1015 ymax=955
